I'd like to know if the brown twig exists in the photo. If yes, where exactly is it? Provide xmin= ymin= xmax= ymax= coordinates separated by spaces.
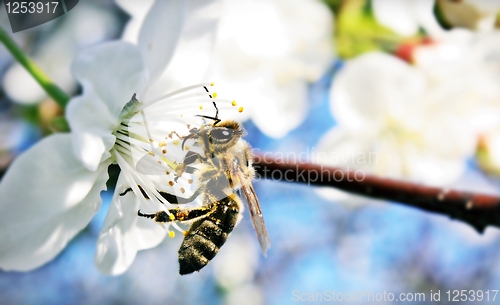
xmin=253 ymin=153 xmax=500 ymax=233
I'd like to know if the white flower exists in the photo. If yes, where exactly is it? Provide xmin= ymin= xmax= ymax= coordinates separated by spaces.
xmin=117 ymin=0 xmax=334 ymax=138
xmin=0 ymin=0 xmax=229 ymax=275
xmin=316 ymin=52 xmax=477 ymax=192
xmin=3 ymin=2 xmax=121 ymax=104
xmin=373 ymin=0 xmax=500 ymax=37
xmin=209 ymin=0 xmax=334 ymax=138
xmin=372 ymin=0 xmax=444 ymax=37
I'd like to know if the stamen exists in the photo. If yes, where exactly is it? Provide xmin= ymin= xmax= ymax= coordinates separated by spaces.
xmin=142 ymin=83 xmax=213 ymax=108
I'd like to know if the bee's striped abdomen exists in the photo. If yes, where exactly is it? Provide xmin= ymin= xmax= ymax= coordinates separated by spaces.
xmin=178 ymin=196 xmax=239 ymax=275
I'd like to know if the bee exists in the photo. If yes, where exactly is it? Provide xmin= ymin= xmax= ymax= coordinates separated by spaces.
xmin=125 ymin=90 xmax=270 ymax=275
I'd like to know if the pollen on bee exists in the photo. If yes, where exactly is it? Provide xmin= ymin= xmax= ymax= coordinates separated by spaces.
xmin=212 ymin=92 xmax=217 ymax=98
xmin=199 ymin=105 xmax=203 ymax=110
xmin=180 ymin=187 xmax=185 ymax=194
xmin=231 ymin=100 xmax=237 ymax=106
xmin=148 ymin=151 xmax=155 ymax=156
xmin=169 ymin=181 xmax=174 ymax=186
xmin=169 ymin=231 xmax=175 ymax=238
xmin=159 ymin=141 xmax=166 ymax=147
xmin=183 ymin=230 xmax=189 ymax=236
xmin=238 ymin=106 xmax=244 ymax=113
xmin=169 ymin=213 xmax=175 ymax=221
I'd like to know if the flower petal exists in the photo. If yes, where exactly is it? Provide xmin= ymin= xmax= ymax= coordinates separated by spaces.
xmin=331 ymin=52 xmax=426 ymax=132
xmin=144 ymin=0 xmax=222 ymax=100
xmin=67 ymin=41 xmax=149 ymax=170
xmin=95 ymin=174 xmax=167 ymax=275
xmin=0 ymin=134 xmax=109 ymax=271
xmin=138 ymin=0 xmax=186 ymax=83
xmin=372 ymin=0 xmax=442 ymax=37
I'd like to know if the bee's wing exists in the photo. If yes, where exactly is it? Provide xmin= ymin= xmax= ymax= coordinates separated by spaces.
xmin=241 ymin=183 xmax=271 ymax=255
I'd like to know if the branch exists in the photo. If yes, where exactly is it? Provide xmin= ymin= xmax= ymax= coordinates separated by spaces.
xmin=253 ymin=153 xmax=500 ymax=233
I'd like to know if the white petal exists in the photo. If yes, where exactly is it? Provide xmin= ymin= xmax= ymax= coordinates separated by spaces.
xmin=71 ymin=41 xmax=149 ymax=119
xmin=331 ymin=52 xmax=426 ymax=132
xmin=144 ymin=0 xmax=222 ymax=99
xmin=95 ymin=174 xmax=167 ymax=275
xmin=250 ymin=79 xmax=308 ymax=138
xmin=0 ymin=134 xmax=109 ymax=271
xmin=372 ymin=0 xmax=420 ymax=36
xmin=138 ymin=0 xmax=186 ymax=83
xmin=68 ymin=41 xmax=149 ymax=170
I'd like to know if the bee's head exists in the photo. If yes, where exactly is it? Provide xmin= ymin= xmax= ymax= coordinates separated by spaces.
xmin=204 ymin=120 xmax=244 ymax=152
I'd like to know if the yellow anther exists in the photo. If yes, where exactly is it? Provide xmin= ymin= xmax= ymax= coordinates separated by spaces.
xmin=231 ymin=100 xmax=237 ymax=106
xmin=173 ymin=140 xmax=179 ymax=146
xmin=159 ymin=141 xmax=166 ymax=147
xmin=148 ymin=151 xmax=154 ymax=156
xmin=183 ymin=230 xmax=189 ymax=236
xmin=212 ymin=92 xmax=217 ymax=98
xmin=184 ymin=145 xmax=190 ymax=150
xmin=210 ymin=82 xmax=214 ymax=86
xmin=169 ymin=231 xmax=175 ymax=238
xmin=238 ymin=106 xmax=244 ymax=113
xmin=169 ymin=213 xmax=175 ymax=221
xmin=199 ymin=105 xmax=203 ymax=110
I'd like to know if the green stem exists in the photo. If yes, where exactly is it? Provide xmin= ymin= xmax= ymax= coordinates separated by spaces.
xmin=0 ymin=27 xmax=70 ymax=108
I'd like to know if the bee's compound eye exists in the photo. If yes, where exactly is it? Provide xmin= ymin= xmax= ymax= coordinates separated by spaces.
xmin=210 ymin=128 xmax=234 ymax=143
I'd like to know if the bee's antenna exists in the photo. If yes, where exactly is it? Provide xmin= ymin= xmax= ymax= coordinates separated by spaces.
xmin=202 ymin=85 xmax=220 ymax=125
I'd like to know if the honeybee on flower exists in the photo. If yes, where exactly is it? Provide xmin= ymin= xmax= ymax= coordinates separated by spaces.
xmin=114 ymin=84 xmax=270 ymax=274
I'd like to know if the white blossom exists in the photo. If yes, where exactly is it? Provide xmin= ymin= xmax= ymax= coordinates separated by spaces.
xmin=373 ymin=0 xmax=500 ymax=37
xmin=0 ymin=0 xmax=232 ymax=275
xmin=372 ymin=0 xmax=444 ymax=37
xmin=117 ymin=0 xmax=334 ymax=138
xmin=316 ymin=52 xmax=478 ymax=203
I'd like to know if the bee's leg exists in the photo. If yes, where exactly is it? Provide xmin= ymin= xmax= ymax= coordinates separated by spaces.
xmin=138 ymin=201 xmax=217 ymax=223
xmin=119 ymin=185 xmax=149 ymax=198
xmin=175 ymin=150 xmax=206 ymax=181
xmin=158 ymin=187 xmax=203 ymax=204
xmin=121 ymin=184 xmax=203 ymax=204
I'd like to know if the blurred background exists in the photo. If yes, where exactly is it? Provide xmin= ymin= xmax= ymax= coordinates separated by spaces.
xmin=2 ymin=0 xmax=500 ymax=304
